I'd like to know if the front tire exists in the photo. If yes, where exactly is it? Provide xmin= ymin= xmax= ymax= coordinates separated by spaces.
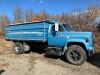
xmin=12 ymin=42 xmax=24 ymax=54
xmin=65 ymin=45 xmax=87 ymax=65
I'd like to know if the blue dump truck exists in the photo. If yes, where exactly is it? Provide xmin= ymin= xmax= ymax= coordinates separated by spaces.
xmin=5 ymin=20 xmax=94 ymax=65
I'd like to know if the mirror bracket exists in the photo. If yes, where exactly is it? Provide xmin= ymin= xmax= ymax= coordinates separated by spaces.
xmin=55 ymin=22 xmax=59 ymax=31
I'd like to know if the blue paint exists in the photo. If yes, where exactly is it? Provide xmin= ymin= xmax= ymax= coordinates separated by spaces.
xmin=5 ymin=21 xmax=50 ymax=41
xmin=5 ymin=20 xmax=94 ymax=56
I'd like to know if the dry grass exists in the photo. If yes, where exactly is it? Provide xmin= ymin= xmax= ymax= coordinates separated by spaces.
xmin=1 ymin=62 xmax=9 ymax=67
xmin=0 ymin=37 xmax=12 ymax=55
xmin=0 ymin=37 xmax=12 ymax=48
xmin=94 ymin=32 xmax=100 ymax=53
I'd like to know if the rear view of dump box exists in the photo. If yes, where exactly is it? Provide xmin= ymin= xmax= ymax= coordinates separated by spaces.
xmin=5 ymin=21 xmax=53 ymax=42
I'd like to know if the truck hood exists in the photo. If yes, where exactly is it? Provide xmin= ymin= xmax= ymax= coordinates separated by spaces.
xmin=66 ymin=32 xmax=92 ymax=40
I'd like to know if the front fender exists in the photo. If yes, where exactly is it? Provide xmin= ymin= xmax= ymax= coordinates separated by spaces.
xmin=67 ymin=39 xmax=89 ymax=49
xmin=62 ymin=39 xmax=89 ymax=55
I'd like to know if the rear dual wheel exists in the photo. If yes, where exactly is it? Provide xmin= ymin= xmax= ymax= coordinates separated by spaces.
xmin=12 ymin=42 xmax=24 ymax=54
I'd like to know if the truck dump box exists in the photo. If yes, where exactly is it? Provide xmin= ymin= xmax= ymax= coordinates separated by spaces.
xmin=5 ymin=21 xmax=54 ymax=42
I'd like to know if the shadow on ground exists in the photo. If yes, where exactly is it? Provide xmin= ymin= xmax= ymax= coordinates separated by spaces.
xmin=29 ymin=46 xmax=100 ymax=67
xmin=0 ymin=70 xmax=5 ymax=75
xmin=31 ymin=46 xmax=46 ymax=54
xmin=87 ymin=52 xmax=100 ymax=68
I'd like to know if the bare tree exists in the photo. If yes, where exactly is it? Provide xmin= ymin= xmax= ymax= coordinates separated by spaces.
xmin=32 ymin=9 xmax=49 ymax=21
xmin=54 ymin=4 xmax=100 ymax=32
xmin=0 ymin=15 xmax=10 ymax=35
xmin=40 ymin=9 xmax=49 ymax=20
xmin=97 ymin=23 xmax=100 ymax=32
xmin=11 ymin=1 xmax=99 ymax=32
xmin=13 ymin=5 xmax=24 ymax=24
xmin=25 ymin=8 xmax=34 ymax=22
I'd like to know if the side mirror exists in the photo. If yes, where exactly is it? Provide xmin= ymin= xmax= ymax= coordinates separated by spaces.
xmin=55 ymin=22 xmax=59 ymax=31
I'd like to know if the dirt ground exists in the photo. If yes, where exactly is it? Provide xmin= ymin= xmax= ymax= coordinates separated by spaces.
xmin=0 ymin=35 xmax=100 ymax=75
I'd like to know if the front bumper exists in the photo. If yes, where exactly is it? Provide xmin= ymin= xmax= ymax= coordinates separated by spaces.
xmin=88 ymin=47 xmax=95 ymax=56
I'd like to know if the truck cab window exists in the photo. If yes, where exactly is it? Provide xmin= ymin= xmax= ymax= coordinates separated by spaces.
xmin=51 ymin=25 xmax=55 ymax=32
xmin=59 ymin=25 xmax=64 ymax=32
xmin=63 ymin=24 xmax=71 ymax=31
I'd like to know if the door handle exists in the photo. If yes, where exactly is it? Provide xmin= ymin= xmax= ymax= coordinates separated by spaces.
xmin=57 ymin=33 xmax=63 ymax=37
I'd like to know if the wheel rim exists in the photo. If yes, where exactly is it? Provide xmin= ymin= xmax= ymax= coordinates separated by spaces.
xmin=69 ymin=51 xmax=81 ymax=62
xmin=15 ymin=45 xmax=20 ymax=52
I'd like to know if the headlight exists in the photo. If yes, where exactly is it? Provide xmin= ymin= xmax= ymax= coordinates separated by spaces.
xmin=86 ymin=38 xmax=90 ymax=42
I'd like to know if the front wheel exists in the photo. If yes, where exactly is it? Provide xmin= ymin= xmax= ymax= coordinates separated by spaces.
xmin=65 ymin=45 xmax=87 ymax=65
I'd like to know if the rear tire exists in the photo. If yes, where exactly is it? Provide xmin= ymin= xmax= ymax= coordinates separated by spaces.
xmin=12 ymin=42 xmax=24 ymax=54
xmin=65 ymin=45 xmax=87 ymax=65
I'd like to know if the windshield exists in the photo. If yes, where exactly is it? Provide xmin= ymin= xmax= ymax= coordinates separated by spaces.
xmin=63 ymin=24 xmax=71 ymax=31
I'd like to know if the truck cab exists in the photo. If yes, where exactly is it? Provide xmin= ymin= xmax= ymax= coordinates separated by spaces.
xmin=47 ymin=22 xmax=94 ymax=65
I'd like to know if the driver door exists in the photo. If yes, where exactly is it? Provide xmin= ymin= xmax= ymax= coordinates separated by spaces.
xmin=48 ymin=25 xmax=66 ymax=47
